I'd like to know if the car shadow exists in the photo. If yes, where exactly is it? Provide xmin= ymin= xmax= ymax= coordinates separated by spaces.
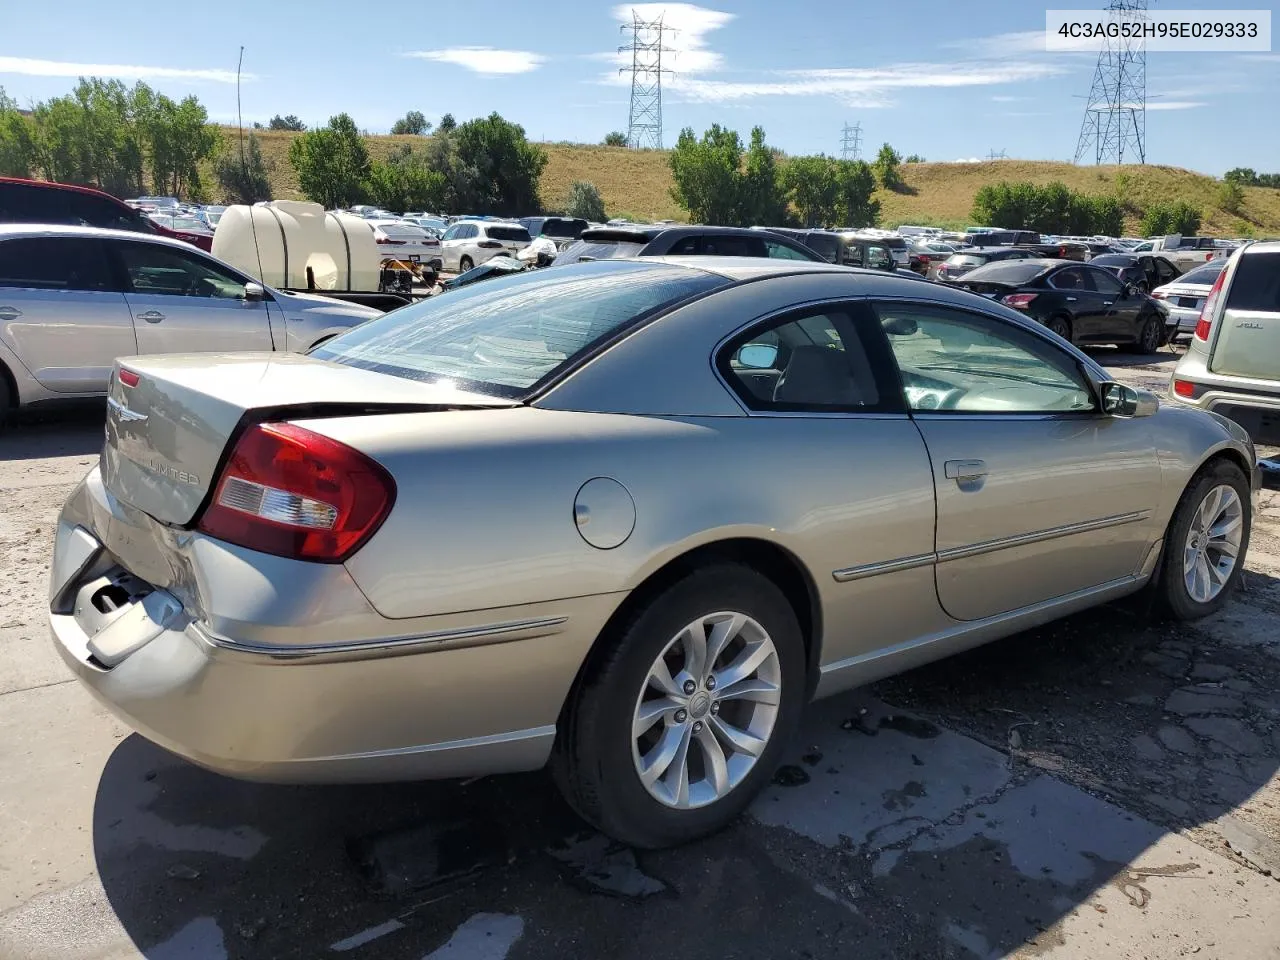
xmin=1 ymin=402 xmax=106 ymax=461
xmin=89 ymin=601 xmax=1279 ymax=959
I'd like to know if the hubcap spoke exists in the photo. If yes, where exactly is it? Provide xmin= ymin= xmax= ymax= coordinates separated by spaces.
xmin=714 ymin=640 xmax=774 ymax=691
xmin=695 ymin=724 xmax=730 ymax=797
xmin=714 ymin=676 xmax=780 ymax=705
xmin=633 ymin=696 xmax=681 ymax=739
xmin=661 ymin=724 xmax=694 ymax=806
xmin=639 ymin=724 xmax=684 ymax=789
xmin=1182 ymin=485 xmax=1245 ymax=604
xmin=681 ymin=620 xmax=709 ymax=683
xmin=711 ymin=715 xmax=768 ymax=757
xmin=647 ymin=658 xmax=681 ymax=698
xmin=704 ymin=613 xmax=745 ymax=677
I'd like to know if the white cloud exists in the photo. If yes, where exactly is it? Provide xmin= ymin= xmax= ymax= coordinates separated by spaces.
xmin=990 ymin=94 xmax=1028 ymax=102
xmin=404 ymin=47 xmax=544 ymax=75
xmin=0 ymin=56 xmax=251 ymax=83
xmin=1139 ymin=100 xmax=1207 ymax=111
xmin=665 ymin=60 xmax=1067 ymax=107
xmin=945 ymin=29 xmax=1095 ymax=56
xmin=604 ymin=3 xmax=734 ymax=74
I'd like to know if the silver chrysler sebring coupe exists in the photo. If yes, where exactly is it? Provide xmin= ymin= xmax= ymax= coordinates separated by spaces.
xmin=51 ymin=257 xmax=1257 ymax=848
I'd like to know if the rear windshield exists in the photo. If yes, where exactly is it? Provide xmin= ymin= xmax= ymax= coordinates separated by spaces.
xmin=1178 ymin=260 xmax=1226 ymax=286
xmin=1225 ymin=252 xmax=1280 ymax=312
xmin=311 ymin=261 xmax=727 ymax=397
xmin=486 ymin=225 xmax=532 ymax=242
xmin=555 ymin=240 xmax=647 ymax=264
xmin=1088 ymin=254 xmax=1134 ymax=267
xmin=961 ymin=260 xmax=1049 ymax=284
xmin=541 ymin=218 xmax=588 ymax=239
xmin=946 ymin=254 xmax=986 ymax=267
xmin=380 ymin=223 xmax=427 ymax=238
xmin=881 ymin=237 xmax=907 ymax=250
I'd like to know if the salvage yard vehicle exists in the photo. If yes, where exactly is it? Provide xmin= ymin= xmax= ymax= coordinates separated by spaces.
xmin=1088 ymin=252 xmax=1182 ymax=294
xmin=1151 ymin=259 xmax=1227 ymax=339
xmin=1171 ymin=241 xmax=1280 ymax=444
xmin=945 ymin=258 xmax=1172 ymax=352
xmin=935 ymin=247 xmax=1038 ymax=281
xmin=439 ymin=220 xmax=532 ymax=272
xmin=555 ymin=225 xmax=825 ymax=265
xmin=0 ymin=225 xmax=379 ymax=417
xmin=50 ymin=257 xmax=1258 ymax=848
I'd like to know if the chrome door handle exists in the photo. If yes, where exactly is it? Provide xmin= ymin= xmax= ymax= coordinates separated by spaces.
xmin=1102 ymin=301 xmax=1113 ymax=307
xmin=944 ymin=459 xmax=988 ymax=481
xmin=0 ymin=306 xmax=21 ymax=320
xmin=136 ymin=310 xmax=165 ymax=323
xmin=1065 ymin=297 xmax=1078 ymax=302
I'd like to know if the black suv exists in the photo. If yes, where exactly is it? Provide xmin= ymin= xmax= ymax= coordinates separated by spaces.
xmin=554 ymin=225 xmax=825 ymax=265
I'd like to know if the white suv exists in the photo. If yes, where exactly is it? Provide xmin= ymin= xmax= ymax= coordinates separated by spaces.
xmin=439 ymin=221 xmax=532 ymax=273
xmin=1170 ymin=241 xmax=1280 ymax=444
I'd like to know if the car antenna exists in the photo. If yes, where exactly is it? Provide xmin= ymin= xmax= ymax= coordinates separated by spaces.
xmin=236 ymin=45 xmax=274 ymax=349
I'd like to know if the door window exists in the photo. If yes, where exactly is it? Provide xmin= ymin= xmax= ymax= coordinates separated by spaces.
xmin=117 ymin=241 xmax=249 ymax=299
xmin=875 ymin=302 xmax=1096 ymax=414
xmin=1048 ymin=267 xmax=1095 ymax=291
xmin=718 ymin=306 xmax=894 ymax=412
xmin=766 ymin=239 xmax=816 ymax=261
xmin=0 ymin=238 xmax=116 ymax=291
xmin=866 ymin=244 xmax=893 ymax=269
xmin=1090 ymin=269 xmax=1124 ymax=296
xmin=1154 ymin=258 xmax=1179 ymax=284
xmin=441 ymin=225 xmax=460 ymax=241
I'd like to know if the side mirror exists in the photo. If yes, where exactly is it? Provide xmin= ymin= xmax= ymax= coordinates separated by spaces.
xmin=1100 ymin=381 xmax=1158 ymax=418
xmin=737 ymin=343 xmax=779 ymax=369
xmin=243 ymin=281 xmax=266 ymax=302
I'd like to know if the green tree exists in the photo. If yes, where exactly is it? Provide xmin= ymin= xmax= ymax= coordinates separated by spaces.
xmin=365 ymin=143 xmax=447 ymax=211
xmin=437 ymin=113 xmax=457 ymax=133
xmin=391 ymin=110 xmax=430 ymax=136
xmin=1140 ymin=200 xmax=1202 ymax=236
xmin=0 ymin=87 xmax=37 ymax=177
xmin=565 ymin=180 xmax=606 ymax=221
xmin=444 ymin=113 xmax=546 ymax=214
xmin=603 ymin=131 xmax=628 ymax=147
xmin=834 ymin=158 xmax=879 ymax=228
xmin=214 ymin=131 xmax=272 ymax=203
xmin=1224 ymin=167 xmax=1257 ymax=186
xmin=138 ymin=90 xmax=219 ymax=198
xmin=784 ymin=154 xmax=840 ymax=227
xmin=268 ymin=114 xmax=306 ymax=131
xmin=1217 ymin=179 xmax=1245 ymax=215
xmin=288 ymin=113 xmax=371 ymax=208
xmin=738 ymin=127 xmax=789 ymax=225
xmin=873 ymin=142 xmax=903 ymax=191
xmin=669 ymin=124 xmax=745 ymax=225
xmin=903 ymin=153 xmax=925 ymax=163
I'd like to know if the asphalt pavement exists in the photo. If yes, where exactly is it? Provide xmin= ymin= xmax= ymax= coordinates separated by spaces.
xmin=1 ymin=344 xmax=1278 ymax=960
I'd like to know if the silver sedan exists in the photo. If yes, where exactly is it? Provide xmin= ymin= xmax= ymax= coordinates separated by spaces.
xmin=50 ymin=257 xmax=1258 ymax=848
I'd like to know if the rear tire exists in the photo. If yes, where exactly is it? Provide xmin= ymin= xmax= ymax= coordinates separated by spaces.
xmin=1046 ymin=315 xmax=1072 ymax=342
xmin=1122 ymin=314 xmax=1161 ymax=354
xmin=552 ymin=564 xmax=805 ymax=849
xmin=459 ymin=255 xmax=474 ymax=272
xmin=1152 ymin=459 xmax=1251 ymax=621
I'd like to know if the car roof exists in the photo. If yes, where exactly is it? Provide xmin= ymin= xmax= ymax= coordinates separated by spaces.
xmin=644 ymin=255 xmax=887 ymax=281
xmin=0 ymin=222 xmax=199 ymax=251
xmin=1241 ymin=240 xmax=1280 ymax=255
xmin=580 ymin=224 xmax=788 ymax=242
xmin=0 ymin=176 xmax=130 ymax=205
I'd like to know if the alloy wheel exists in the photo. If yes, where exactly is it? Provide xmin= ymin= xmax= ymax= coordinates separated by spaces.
xmin=631 ymin=611 xmax=781 ymax=809
xmin=1182 ymin=484 xmax=1244 ymax=604
xmin=1141 ymin=317 xmax=1160 ymax=353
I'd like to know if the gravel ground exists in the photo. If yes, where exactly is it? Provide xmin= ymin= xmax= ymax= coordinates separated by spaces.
xmin=0 ymin=343 xmax=1277 ymax=960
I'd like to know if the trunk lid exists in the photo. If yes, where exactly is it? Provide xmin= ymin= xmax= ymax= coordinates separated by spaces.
xmin=102 ymin=352 xmax=518 ymax=526
xmin=958 ymin=280 xmax=1017 ymax=299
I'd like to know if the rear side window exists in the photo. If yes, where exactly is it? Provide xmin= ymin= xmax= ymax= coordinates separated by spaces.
xmin=1226 ymin=253 xmax=1280 ymax=311
xmin=0 ymin=184 xmax=139 ymax=231
xmin=798 ymin=235 xmax=839 ymax=261
xmin=0 ymin=237 xmax=116 ymax=291
xmin=555 ymin=240 xmax=646 ymax=264
xmin=313 ymin=261 xmax=727 ymax=396
xmin=766 ymin=239 xmax=817 ymax=261
xmin=882 ymin=237 xmax=907 ymax=251
xmin=698 ymin=235 xmax=767 ymax=257
xmin=1178 ymin=261 xmax=1225 ymax=286
xmin=487 ymin=225 xmax=532 ymax=242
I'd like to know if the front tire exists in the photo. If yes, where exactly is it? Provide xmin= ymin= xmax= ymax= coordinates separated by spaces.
xmin=552 ymin=564 xmax=805 ymax=848
xmin=1153 ymin=459 xmax=1251 ymax=620
xmin=1125 ymin=314 xmax=1161 ymax=354
xmin=458 ymin=255 xmax=474 ymax=272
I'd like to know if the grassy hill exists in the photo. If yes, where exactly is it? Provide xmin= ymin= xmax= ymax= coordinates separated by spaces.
xmin=232 ymin=127 xmax=1280 ymax=236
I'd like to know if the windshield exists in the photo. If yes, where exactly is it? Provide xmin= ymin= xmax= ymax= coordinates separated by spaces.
xmin=962 ymin=260 xmax=1049 ymax=284
xmin=311 ymin=261 xmax=727 ymax=397
xmin=1178 ymin=261 xmax=1226 ymax=286
xmin=1088 ymin=255 xmax=1134 ymax=267
xmin=946 ymin=255 xmax=986 ymax=267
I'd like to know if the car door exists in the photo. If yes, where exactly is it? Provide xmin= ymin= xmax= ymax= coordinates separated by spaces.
xmin=0 ymin=235 xmax=136 ymax=393
xmin=874 ymin=300 xmax=1161 ymax=621
xmin=1091 ymin=267 xmax=1143 ymax=340
xmin=112 ymin=239 xmax=273 ymax=355
xmin=865 ymin=243 xmax=894 ymax=271
xmin=439 ymin=224 xmax=461 ymax=270
xmin=716 ymin=301 xmax=941 ymax=675
xmin=1047 ymin=265 xmax=1109 ymax=341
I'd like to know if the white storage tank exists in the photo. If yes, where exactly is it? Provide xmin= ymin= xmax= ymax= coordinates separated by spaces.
xmin=211 ymin=201 xmax=381 ymax=291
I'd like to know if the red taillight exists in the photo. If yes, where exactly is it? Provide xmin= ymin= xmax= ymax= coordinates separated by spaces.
xmin=1001 ymin=293 xmax=1039 ymax=309
xmin=1173 ymin=379 xmax=1196 ymax=398
xmin=1195 ymin=268 xmax=1227 ymax=341
xmin=197 ymin=423 xmax=396 ymax=563
xmin=376 ymin=237 xmax=405 ymax=245
xmin=1150 ymin=290 xmax=1167 ymax=299
xmin=477 ymin=240 xmax=503 ymax=249
xmin=118 ymin=368 xmax=140 ymax=388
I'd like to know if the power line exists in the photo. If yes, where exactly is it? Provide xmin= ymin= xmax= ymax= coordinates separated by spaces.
xmin=619 ymin=12 xmax=675 ymax=149
xmin=1074 ymin=0 xmax=1150 ymax=164
xmin=987 ymin=148 xmax=1008 ymax=160
xmin=840 ymin=121 xmax=862 ymax=161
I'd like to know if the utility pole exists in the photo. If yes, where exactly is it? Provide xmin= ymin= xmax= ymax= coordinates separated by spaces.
xmin=840 ymin=121 xmax=862 ymax=161
xmin=619 ymin=12 xmax=675 ymax=149
xmin=1074 ymin=0 xmax=1149 ymax=164
xmin=987 ymin=148 xmax=1008 ymax=160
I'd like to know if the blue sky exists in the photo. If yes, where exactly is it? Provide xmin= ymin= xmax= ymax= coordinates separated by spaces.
xmin=2 ymin=0 xmax=1277 ymax=175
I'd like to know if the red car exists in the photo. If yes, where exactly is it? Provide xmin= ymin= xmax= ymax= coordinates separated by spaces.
xmin=0 ymin=177 xmax=213 ymax=252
